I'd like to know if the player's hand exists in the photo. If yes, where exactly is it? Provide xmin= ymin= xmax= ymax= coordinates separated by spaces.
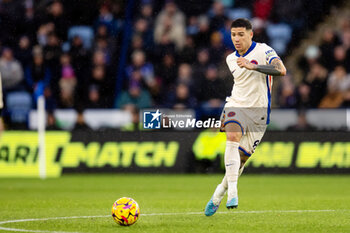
xmin=237 ymin=57 xmax=256 ymax=70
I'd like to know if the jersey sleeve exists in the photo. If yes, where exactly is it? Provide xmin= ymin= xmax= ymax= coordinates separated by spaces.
xmin=262 ymin=44 xmax=280 ymax=65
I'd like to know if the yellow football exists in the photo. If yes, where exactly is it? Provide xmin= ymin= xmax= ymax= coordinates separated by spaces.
xmin=111 ymin=197 xmax=140 ymax=226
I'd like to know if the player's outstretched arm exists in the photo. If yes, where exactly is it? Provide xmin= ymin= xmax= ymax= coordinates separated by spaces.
xmin=237 ymin=57 xmax=287 ymax=76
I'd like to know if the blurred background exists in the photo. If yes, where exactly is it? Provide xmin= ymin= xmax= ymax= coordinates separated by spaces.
xmin=1 ymin=0 xmax=350 ymax=177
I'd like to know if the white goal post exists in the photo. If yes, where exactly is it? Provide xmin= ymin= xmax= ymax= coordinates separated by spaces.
xmin=37 ymin=96 xmax=46 ymax=179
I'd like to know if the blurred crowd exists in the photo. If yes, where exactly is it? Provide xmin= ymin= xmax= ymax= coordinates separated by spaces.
xmin=278 ymin=16 xmax=350 ymax=109
xmin=0 ymin=0 xmax=343 ymax=128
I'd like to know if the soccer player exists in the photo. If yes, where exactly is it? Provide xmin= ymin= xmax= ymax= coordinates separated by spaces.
xmin=204 ymin=18 xmax=286 ymax=216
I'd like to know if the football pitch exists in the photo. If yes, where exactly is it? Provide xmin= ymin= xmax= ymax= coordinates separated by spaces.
xmin=0 ymin=174 xmax=349 ymax=233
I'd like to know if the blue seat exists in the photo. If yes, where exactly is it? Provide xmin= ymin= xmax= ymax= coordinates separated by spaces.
xmin=6 ymin=91 xmax=32 ymax=123
xmin=266 ymin=23 xmax=292 ymax=56
xmin=68 ymin=26 xmax=94 ymax=49
xmin=227 ymin=8 xmax=252 ymax=20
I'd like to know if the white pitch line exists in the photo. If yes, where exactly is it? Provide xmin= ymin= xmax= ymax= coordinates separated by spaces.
xmin=0 ymin=209 xmax=346 ymax=233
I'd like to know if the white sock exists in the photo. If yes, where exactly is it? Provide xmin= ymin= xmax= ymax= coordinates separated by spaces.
xmin=212 ymin=176 xmax=227 ymax=205
xmin=225 ymin=141 xmax=240 ymax=200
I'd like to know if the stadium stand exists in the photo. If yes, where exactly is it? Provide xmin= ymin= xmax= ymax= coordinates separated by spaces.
xmin=0 ymin=0 xmax=346 ymax=129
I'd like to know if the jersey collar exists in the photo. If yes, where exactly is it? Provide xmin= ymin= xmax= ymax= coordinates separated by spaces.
xmin=235 ymin=41 xmax=256 ymax=57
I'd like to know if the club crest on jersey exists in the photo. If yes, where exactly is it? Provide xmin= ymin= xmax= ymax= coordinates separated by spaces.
xmin=228 ymin=111 xmax=235 ymax=117
xmin=250 ymin=60 xmax=258 ymax=65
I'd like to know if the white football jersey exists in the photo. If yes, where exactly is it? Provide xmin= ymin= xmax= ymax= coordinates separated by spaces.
xmin=225 ymin=41 xmax=280 ymax=124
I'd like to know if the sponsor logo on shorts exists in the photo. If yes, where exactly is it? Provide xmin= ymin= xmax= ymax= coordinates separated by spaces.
xmin=228 ymin=112 xmax=236 ymax=117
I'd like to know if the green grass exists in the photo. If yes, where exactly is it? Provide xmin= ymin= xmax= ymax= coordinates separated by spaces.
xmin=0 ymin=174 xmax=349 ymax=233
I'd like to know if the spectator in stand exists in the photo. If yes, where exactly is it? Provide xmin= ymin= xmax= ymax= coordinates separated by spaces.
xmin=44 ymin=33 xmax=62 ymax=67
xmin=177 ymin=35 xmax=196 ymax=64
xmin=208 ymin=31 xmax=224 ymax=64
xmin=328 ymin=66 xmax=350 ymax=92
xmin=23 ymin=0 xmax=35 ymax=38
xmin=251 ymin=17 xmax=269 ymax=44
xmin=115 ymin=82 xmax=152 ymax=109
xmin=139 ymin=2 xmax=154 ymax=29
xmin=216 ymin=50 xmax=234 ymax=94
xmin=296 ymin=83 xmax=312 ymax=108
xmin=25 ymin=46 xmax=52 ymax=101
xmin=0 ymin=48 xmax=24 ymax=92
xmin=219 ymin=19 xmax=235 ymax=50
xmin=36 ymin=23 xmax=55 ymax=47
xmin=193 ymin=48 xmax=210 ymax=85
xmin=177 ymin=63 xmax=194 ymax=91
xmin=187 ymin=16 xmax=199 ymax=36
xmin=152 ymin=31 xmax=176 ymax=62
xmin=303 ymin=63 xmax=328 ymax=108
xmin=318 ymin=28 xmax=341 ymax=71
xmin=94 ymin=24 xmax=117 ymax=66
xmin=15 ymin=36 xmax=32 ymax=69
xmin=194 ymin=15 xmax=211 ymax=49
xmin=86 ymin=85 xmax=104 ymax=108
xmin=128 ymin=19 xmax=151 ymax=63
xmin=197 ymin=65 xmax=226 ymax=111
xmin=298 ymin=45 xmax=321 ymax=78
xmin=332 ymin=46 xmax=350 ymax=73
xmin=133 ymin=17 xmax=154 ymax=53
xmin=341 ymin=27 xmax=350 ymax=49
xmin=58 ymin=53 xmax=77 ymax=108
xmin=92 ymin=50 xmax=109 ymax=71
xmin=277 ymin=74 xmax=297 ymax=108
xmin=44 ymin=33 xmax=62 ymax=87
xmin=208 ymin=1 xmax=227 ymax=32
xmin=156 ymin=52 xmax=177 ymax=93
xmin=94 ymin=2 xmax=122 ymax=37
xmin=93 ymin=37 xmax=112 ymax=66
xmin=136 ymin=1 xmax=154 ymax=59
xmin=126 ymin=50 xmax=156 ymax=93
xmin=319 ymin=65 xmax=350 ymax=108
xmin=44 ymin=0 xmax=69 ymax=41
xmin=154 ymin=0 xmax=186 ymax=51
xmin=69 ymin=35 xmax=91 ymax=85
xmin=166 ymin=83 xmax=197 ymax=109
xmin=86 ymin=65 xmax=114 ymax=108
xmin=130 ymin=34 xmax=144 ymax=56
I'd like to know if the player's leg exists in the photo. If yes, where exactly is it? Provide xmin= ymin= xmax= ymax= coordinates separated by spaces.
xmin=210 ymin=151 xmax=247 ymax=206
xmin=209 ymin=125 xmax=265 ymax=214
xmin=205 ymin=108 xmax=243 ymax=216
xmin=224 ymin=122 xmax=242 ymax=209
xmin=205 ymin=123 xmax=242 ymax=216
xmin=211 ymin=174 xmax=227 ymax=205
xmin=205 ymin=150 xmax=247 ymax=216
